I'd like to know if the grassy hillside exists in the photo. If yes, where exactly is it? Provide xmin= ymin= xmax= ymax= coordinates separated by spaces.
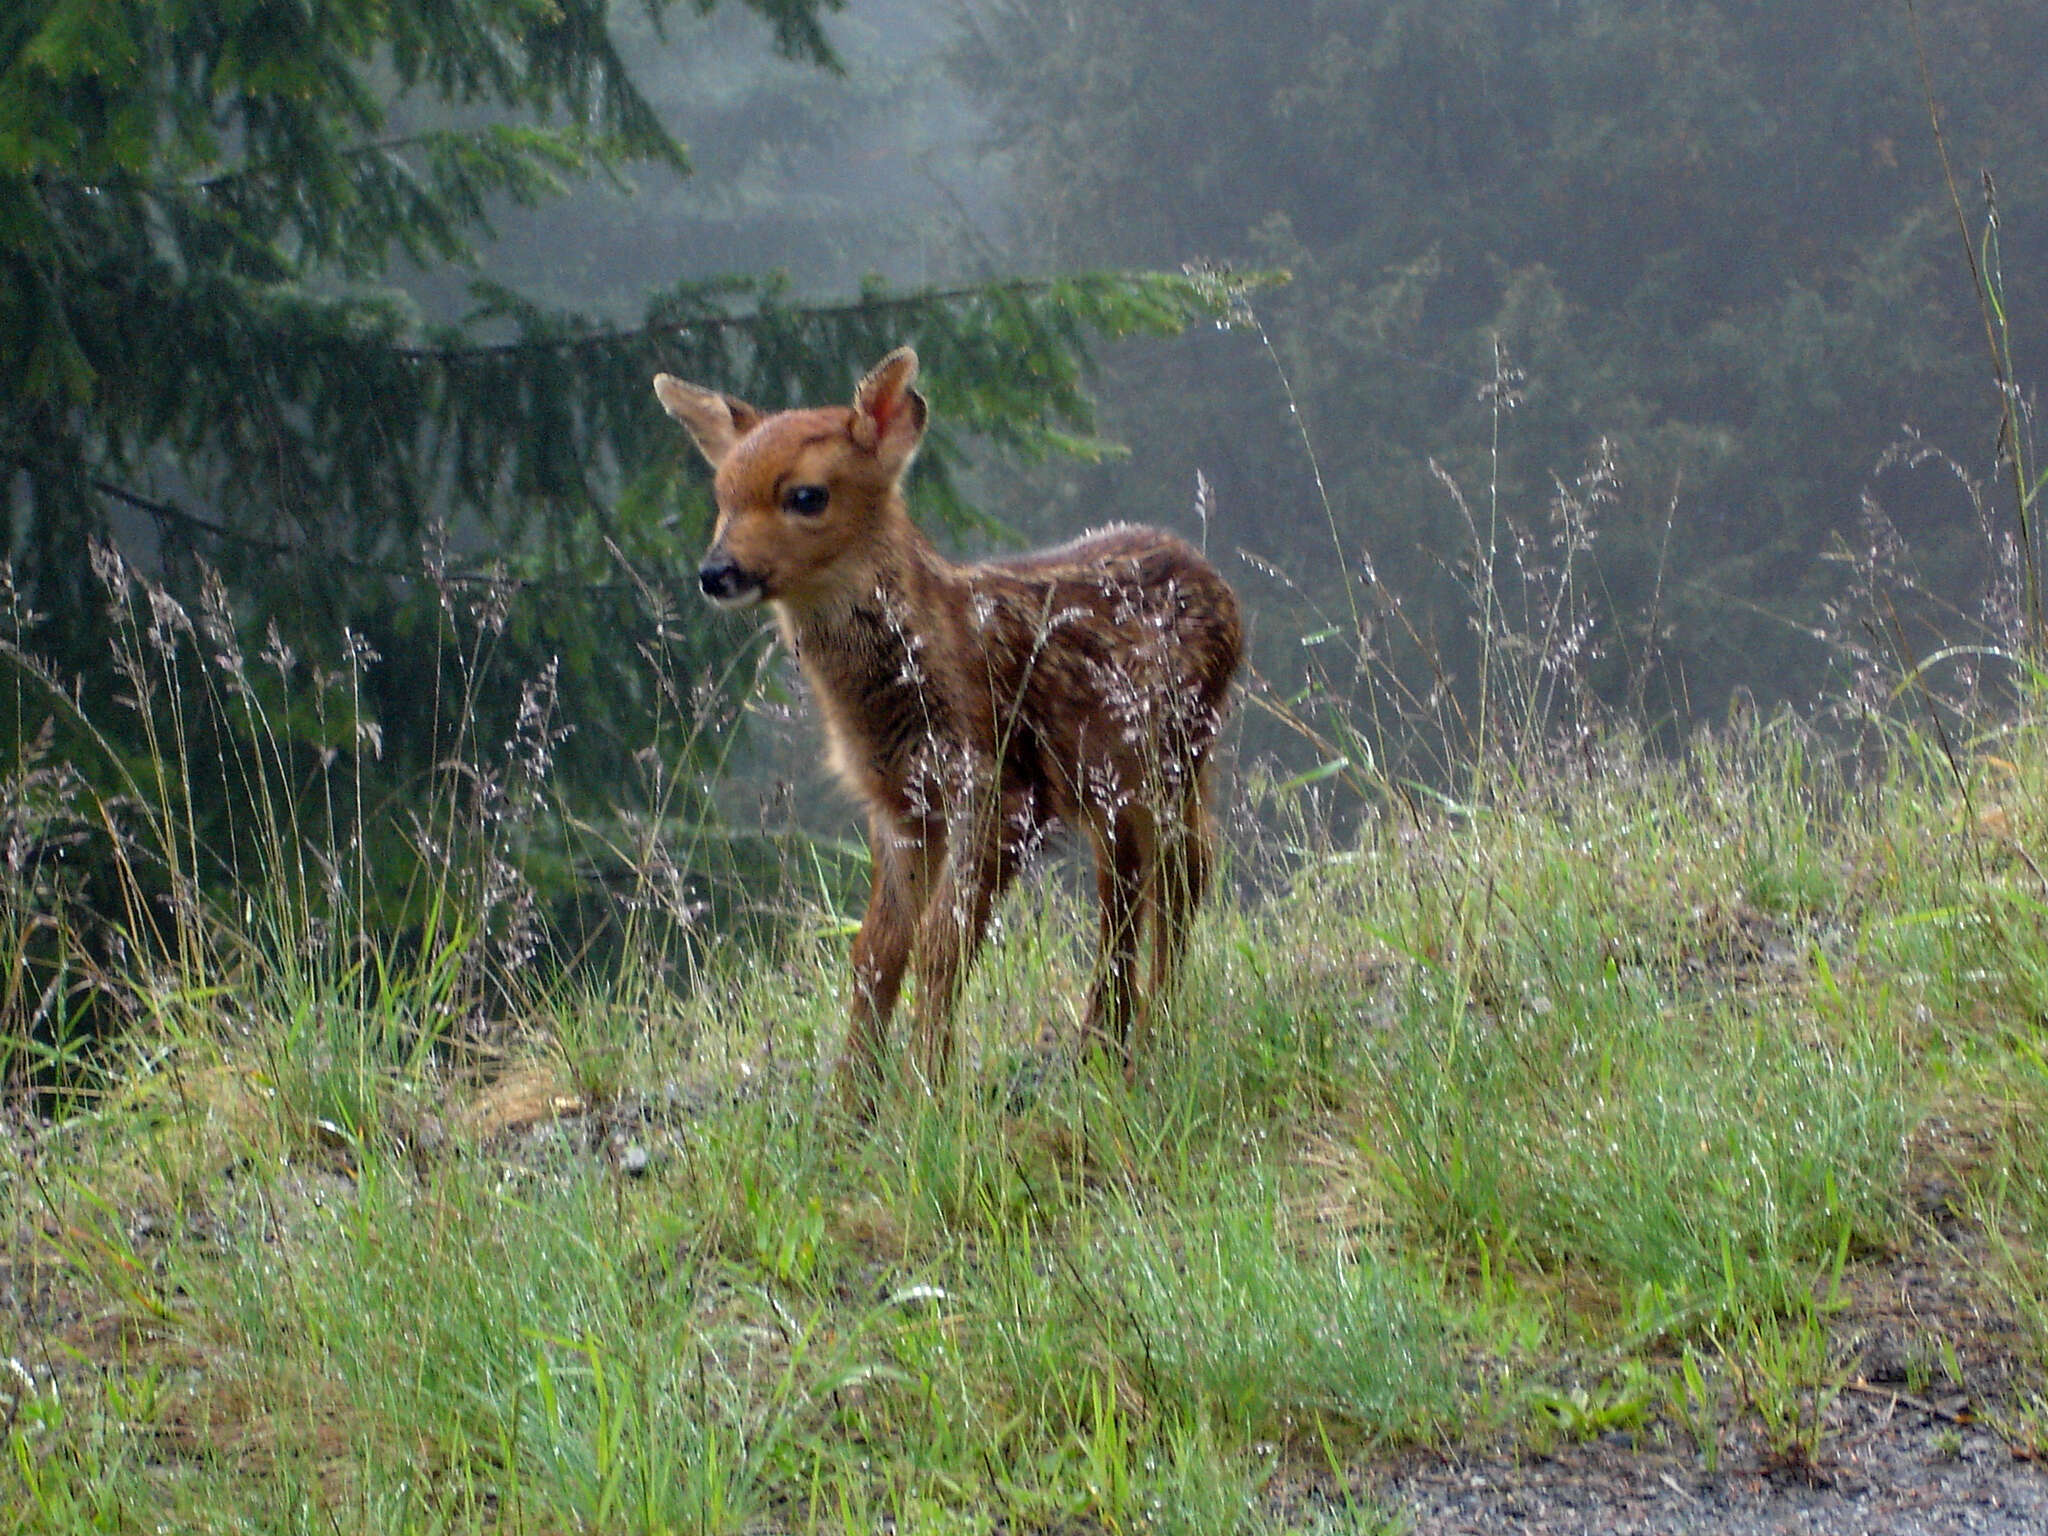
xmin=10 ymin=666 xmax=2048 ymax=1530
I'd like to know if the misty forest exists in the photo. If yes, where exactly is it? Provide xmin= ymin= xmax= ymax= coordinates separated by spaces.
xmin=11 ymin=1 xmax=2048 ymax=1531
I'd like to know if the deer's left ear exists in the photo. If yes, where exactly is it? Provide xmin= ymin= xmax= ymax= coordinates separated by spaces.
xmin=850 ymin=347 xmax=927 ymax=474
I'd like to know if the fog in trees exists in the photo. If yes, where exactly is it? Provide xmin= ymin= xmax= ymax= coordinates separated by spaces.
xmin=429 ymin=0 xmax=1002 ymax=314
xmin=938 ymin=0 xmax=2046 ymax=734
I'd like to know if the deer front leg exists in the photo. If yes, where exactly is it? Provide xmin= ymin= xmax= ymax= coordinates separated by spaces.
xmin=838 ymin=812 xmax=941 ymax=1115
xmin=908 ymin=791 xmax=1026 ymax=1089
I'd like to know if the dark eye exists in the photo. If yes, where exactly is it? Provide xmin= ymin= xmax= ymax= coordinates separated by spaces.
xmin=783 ymin=484 xmax=828 ymax=516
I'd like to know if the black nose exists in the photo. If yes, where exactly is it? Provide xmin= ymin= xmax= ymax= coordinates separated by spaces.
xmin=698 ymin=557 xmax=747 ymax=602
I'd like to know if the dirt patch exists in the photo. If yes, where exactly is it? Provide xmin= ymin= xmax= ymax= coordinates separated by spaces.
xmin=452 ymin=1059 xmax=586 ymax=1141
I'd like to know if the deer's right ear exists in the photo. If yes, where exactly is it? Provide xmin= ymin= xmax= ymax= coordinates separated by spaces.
xmin=653 ymin=375 xmax=761 ymax=468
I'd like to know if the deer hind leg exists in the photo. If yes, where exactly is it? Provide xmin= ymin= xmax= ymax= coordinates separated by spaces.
xmin=1085 ymin=804 xmax=1156 ymax=1077
xmin=908 ymin=790 xmax=1027 ymax=1090
xmin=839 ymin=813 xmax=942 ymax=1115
xmin=1148 ymin=793 xmax=1215 ymax=1008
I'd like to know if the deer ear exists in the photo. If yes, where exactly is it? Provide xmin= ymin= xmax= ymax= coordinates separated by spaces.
xmin=653 ymin=375 xmax=761 ymax=468
xmin=850 ymin=347 xmax=927 ymax=472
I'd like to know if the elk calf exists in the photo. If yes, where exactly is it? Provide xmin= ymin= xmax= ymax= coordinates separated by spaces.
xmin=654 ymin=349 xmax=1241 ymax=1109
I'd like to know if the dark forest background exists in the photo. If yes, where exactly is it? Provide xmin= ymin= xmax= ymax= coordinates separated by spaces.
xmin=4 ymin=0 xmax=2045 ymax=963
xmin=950 ymin=0 xmax=2048 ymax=728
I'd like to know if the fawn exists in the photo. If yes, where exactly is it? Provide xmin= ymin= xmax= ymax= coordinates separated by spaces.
xmin=654 ymin=348 xmax=1242 ymax=1110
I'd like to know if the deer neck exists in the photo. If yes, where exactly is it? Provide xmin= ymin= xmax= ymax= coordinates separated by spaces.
xmin=778 ymin=527 xmax=963 ymax=785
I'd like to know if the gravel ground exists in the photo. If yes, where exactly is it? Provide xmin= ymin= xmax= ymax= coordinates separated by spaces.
xmin=1374 ymin=1417 xmax=2048 ymax=1535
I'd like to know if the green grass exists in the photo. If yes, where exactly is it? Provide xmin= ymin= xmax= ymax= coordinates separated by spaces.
xmin=15 ymin=703 xmax=2048 ymax=1532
